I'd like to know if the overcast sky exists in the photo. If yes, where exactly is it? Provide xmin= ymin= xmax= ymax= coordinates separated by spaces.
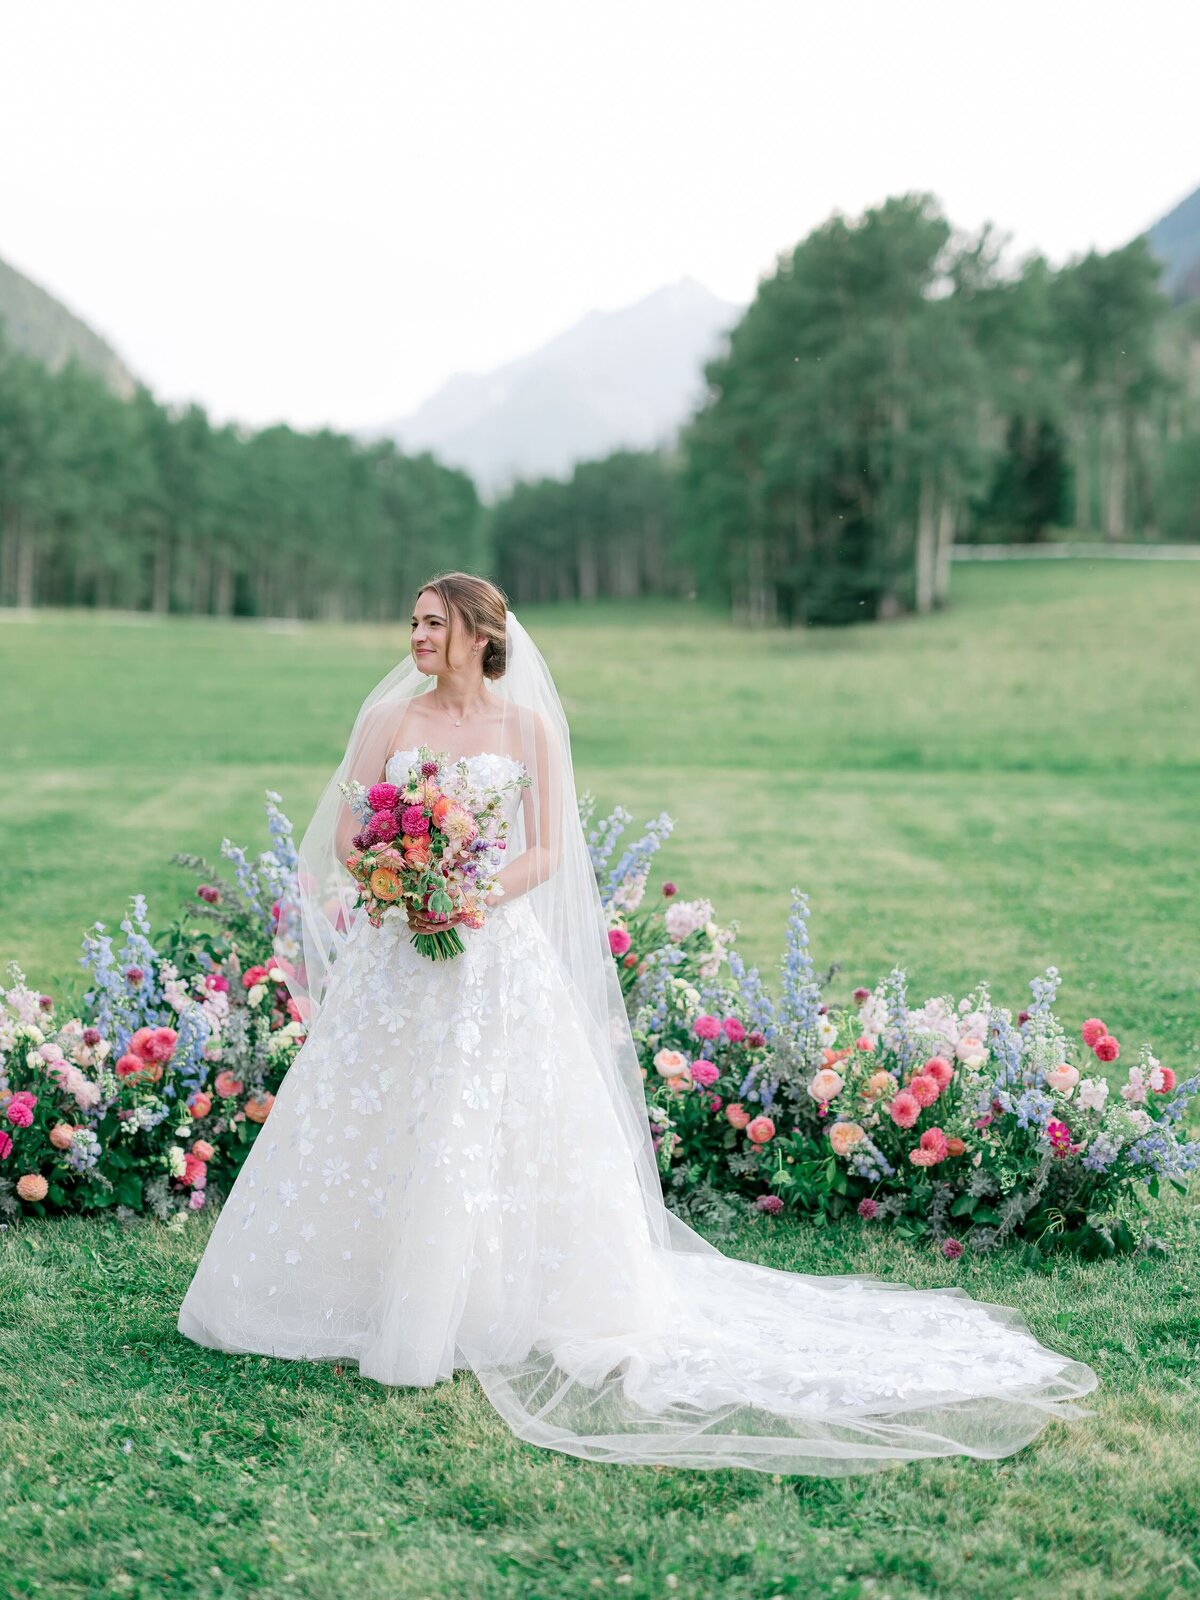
xmin=1 ymin=1 xmax=1196 ymax=434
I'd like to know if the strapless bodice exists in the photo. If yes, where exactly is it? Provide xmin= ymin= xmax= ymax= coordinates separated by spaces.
xmin=385 ymin=747 xmax=527 ymax=826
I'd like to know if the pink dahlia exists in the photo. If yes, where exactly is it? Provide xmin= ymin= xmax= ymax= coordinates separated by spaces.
xmin=755 ymin=1194 xmax=784 ymax=1214
xmin=923 ymin=1056 xmax=954 ymax=1090
xmin=908 ymin=1074 xmax=940 ymax=1108
xmin=368 ymin=782 xmax=401 ymax=813
xmin=888 ymin=1090 xmax=921 ymax=1129
xmin=690 ymin=1060 xmax=720 ymax=1089
xmin=367 ymin=810 xmax=401 ymax=844
xmin=942 ymin=1238 xmax=964 ymax=1260
xmin=722 ymin=1017 xmax=746 ymax=1042
xmin=608 ymin=927 xmax=632 ymax=957
xmin=693 ymin=1015 xmax=723 ymax=1041
xmin=918 ymin=1127 xmax=949 ymax=1162
xmin=1081 ymin=1017 xmax=1107 ymax=1049
xmin=401 ymin=804 xmax=430 ymax=835
xmin=857 ymin=1197 xmax=879 ymax=1219
xmin=1094 ymin=1034 xmax=1120 ymax=1063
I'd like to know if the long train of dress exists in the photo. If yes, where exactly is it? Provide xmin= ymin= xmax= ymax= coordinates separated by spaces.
xmin=178 ymin=751 xmax=1099 ymax=1475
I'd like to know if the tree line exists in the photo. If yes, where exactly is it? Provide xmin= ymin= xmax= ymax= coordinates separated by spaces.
xmin=1 ymin=191 xmax=1197 ymax=626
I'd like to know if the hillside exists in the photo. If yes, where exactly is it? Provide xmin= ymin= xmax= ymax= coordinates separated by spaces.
xmin=0 ymin=251 xmax=139 ymax=396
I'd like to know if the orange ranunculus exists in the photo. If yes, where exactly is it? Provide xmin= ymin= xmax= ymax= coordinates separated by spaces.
xmin=244 ymin=1093 xmax=275 ymax=1124
xmin=369 ymin=866 xmax=402 ymax=900
xmin=402 ymin=836 xmax=432 ymax=867
xmin=189 ymin=1091 xmax=213 ymax=1118
xmin=821 ymin=1046 xmax=853 ymax=1068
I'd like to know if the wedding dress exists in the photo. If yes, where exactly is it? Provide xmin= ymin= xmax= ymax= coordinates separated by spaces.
xmin=177 ymin=614 xmax=1099 ymax=1475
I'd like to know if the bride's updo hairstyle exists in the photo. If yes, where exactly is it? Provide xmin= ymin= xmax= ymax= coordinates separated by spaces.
xmin=415 ymin=572 xmax=509 ymax=680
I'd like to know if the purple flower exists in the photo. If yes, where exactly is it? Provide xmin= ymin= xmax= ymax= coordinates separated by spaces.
xmin=942 ymin=1238 xmax=964 ymax=1259
xmin=755 ymin=1194 xmax=784 ymax=1214
xmin=857 ymin=1197 xmax=879 ymax=1219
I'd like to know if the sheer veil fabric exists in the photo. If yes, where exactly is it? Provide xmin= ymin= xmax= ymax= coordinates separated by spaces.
xmin=191 ymin=609 xmax=1098 ymax=1476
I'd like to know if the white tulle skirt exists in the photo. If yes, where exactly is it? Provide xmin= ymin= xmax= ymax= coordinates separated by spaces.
xmin=177 ymin=898 xmax=1099 ymax=1475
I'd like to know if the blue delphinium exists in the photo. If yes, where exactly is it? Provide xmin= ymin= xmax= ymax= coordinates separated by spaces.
xmin=1025 ymin=966 xmax=1061 ymax=1021
xmin=1082 ymin=1133 xmax=1121 ymax=1174
xmin=599 ymin=812 xmax=674 ymax=908
xmin=881 ymin=967 xmax=919 ymax=1078
xmin=79 ymin=894 xmax=167 ymax=1056
xmin=1014 ymin=1088 xmax=1055 ymax=1131
xmin=778 ymin=888 xmax=822 ymax=1046
xmin=584 ymin=800 xmax=633 ymax=878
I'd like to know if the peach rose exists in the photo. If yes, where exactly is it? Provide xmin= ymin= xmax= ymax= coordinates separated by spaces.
xmin=16 ymin=1173 xmax=49 ymax=1202
xmin=806 ymin=1068 xmax=844 ymax=1104
xmin=861 ymin=1070 xmax=898 ymax=1100
xmin=653 ymin=1049 xmax=690 ymax=1079
xmin=828 ymin=1121 xmax=865 ymax=1157
xmin=1046 ymin=1063 xmax=1080 ymax=1095
xmin=244 ymin=1093 xmax=275 ymax=1124
xmin=725 ymin=1103 xmax=751 ymax=1130
xmin=746 ymin=1115 xmax=776 ymax=1144
xmin=49 ymin=1123 xmax=77 ymax=1151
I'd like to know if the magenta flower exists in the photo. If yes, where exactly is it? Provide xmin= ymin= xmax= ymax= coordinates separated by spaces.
xmin=401 ymin=804 xmax=430 ymax=836
xmin=722 ymin=1017 xmax=746 ymax=1042
xmin=420 ymin=760 xmax=439 ymax=777
xmin=608 ymin=927 xmax=632 ymax=957
xmin=857 ymin=1197 xmax=879 ymax=1219
xmin=690 ymin=1060 xmax=720 ymax=1088
xmin=196 ymin=884 xmax=221 ymax=905
xmin=368 ymin=782 xmax=401 ymax=812
xmin=0 ymin=1130 xmax=12 ymax=1159
xmin=662 ymin=882 xmax=678 ymax=897
xmin=125 ymin=967 xmax=145 ymax=985
xmin=82 ymin=1027 xmax=102 ymax=1047
xmin=755 ymin=1194 xmax=784 ymax=1214
xmin=693 ymin=1015 xmax=722 ymax=1041
xmin=367 ymin=810 xmax=400 ymax=844
xmin=853 ymin=986 xmax=871 ymax=1003
xmin=747 ymin=1030 xmax=767 ymax=1049
xmin=942 ymin=1238 xmax=964 ymax=1260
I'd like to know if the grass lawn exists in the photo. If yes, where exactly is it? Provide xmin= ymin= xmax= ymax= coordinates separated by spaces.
xmin=1 ymin=560 xmax=1199 ymax=1598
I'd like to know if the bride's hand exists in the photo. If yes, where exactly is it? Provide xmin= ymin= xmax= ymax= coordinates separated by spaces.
xmin=406 ymin=903 xmax=466 ymax=934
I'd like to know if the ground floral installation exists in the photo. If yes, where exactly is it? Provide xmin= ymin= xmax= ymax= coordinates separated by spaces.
xmin=2 ymin=792 xmax=1198 ymax=1262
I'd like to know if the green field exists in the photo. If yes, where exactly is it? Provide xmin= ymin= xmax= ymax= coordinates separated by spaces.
xmin=2 ymin=563 xmax=1199 ymax=1598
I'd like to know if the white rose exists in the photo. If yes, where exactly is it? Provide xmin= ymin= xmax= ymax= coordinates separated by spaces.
xmin=248 ymin=983 xmax=267 ymax=1007
xmin=26 ymin=1049 xmax=42 ymax=1069
xmin=1077 ymin=1077 xmax=1109 ymax=1113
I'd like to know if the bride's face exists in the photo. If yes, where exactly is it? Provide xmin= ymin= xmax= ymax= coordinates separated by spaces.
xmin=411 ymin=591 xmax=476 ymax=676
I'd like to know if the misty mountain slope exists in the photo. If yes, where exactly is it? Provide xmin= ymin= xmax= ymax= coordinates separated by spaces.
xmin=0 ymin=252 xmax=139 ymax=396
xmin=373 ymin=276 xmax=744 ymax=498
xmin=1147 ymin=183 xmax=1200 ymax=303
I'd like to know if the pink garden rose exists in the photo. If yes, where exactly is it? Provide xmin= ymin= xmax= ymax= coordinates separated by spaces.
xmin=722 ymin=1017 xmax=746 ymax=1042
xmin=692 ymin=1015 xmax=723 ymax=1041
xmin=608 ymin=927 xmax=632 ymax=957
xmin=690 ymin=1060 xmax=720 ymax=1089
xmin=746 ymin=1115 xmax=776 ymax=1144
xmin=725 ymin=1103 xmax=751 ymax=1130
xmin=1046 ymin=1063 xmax=1080 ymax=1094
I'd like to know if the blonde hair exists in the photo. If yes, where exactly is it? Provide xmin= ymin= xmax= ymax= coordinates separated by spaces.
xmin=413 ymin=571 xmax=509 ymax=680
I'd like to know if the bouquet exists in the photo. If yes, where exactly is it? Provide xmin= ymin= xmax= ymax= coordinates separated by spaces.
xmin=338 ymin=744 xmax=529 ymax=961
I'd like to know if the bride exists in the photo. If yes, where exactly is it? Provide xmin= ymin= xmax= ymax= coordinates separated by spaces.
xmin=178 ymin=570 xmax=1099 ymax=1475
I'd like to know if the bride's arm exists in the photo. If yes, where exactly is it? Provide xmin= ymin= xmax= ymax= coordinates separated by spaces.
xmin=484 ymin=712 xmax=563 ymax=907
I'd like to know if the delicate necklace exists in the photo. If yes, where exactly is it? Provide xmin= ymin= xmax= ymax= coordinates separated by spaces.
xmin=431 ymin=690 xmax=485 ymax=729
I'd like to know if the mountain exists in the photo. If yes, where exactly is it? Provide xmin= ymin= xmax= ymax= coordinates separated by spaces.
xmin=370 ymin=276 xmax=745 ymax=499
xmin=0 ymin=251 xmax=139 ymax=397
xmin=1146 ymin=183 xmax=1200 ymax=304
